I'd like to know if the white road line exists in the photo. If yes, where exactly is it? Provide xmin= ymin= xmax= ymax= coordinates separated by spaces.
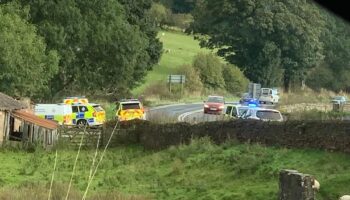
xmin=148 ymin=102 xmax=202 ymax=111
xmin=177 ymin=109 xmax=202 ymax=122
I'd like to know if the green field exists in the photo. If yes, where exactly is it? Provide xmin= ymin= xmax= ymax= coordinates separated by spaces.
xmin=0 ymin=139 xmax=349 ymax=199
xmin=132 ymin=30 xmax=211 ymax=95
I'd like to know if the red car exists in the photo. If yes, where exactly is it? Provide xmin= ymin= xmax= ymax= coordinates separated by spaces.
xmin=203 ymin=96 xmax=225 ymax=114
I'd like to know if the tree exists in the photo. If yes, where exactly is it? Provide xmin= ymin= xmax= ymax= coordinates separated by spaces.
xmin=0 ymin=2 xmax=59 ymax=98
xmin=149 ymin=2 xmax=169 ymax=26
xmin=190 ymin=0 xmax=325 ymax=91
xmin=159 ymin=0 xmax=196 ymax=13
xmin=12 ymin=0 xmax=162 ymax=97
xmin=117 ymin=0 xmax=163 ymax=70
xmin=193 ymin=53 xmax=225 ymax=89
xmin=316 ymin=10 xmax=350 ymax=92
xmin=222 ymin=64 xmax=249 ymax=95
xmin=177 ymin=64 xmax=203 ymax=93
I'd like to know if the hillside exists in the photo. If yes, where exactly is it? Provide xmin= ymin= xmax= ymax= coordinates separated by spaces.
xmin=0 ymin=140 xmax=349 ymax=199
xmin=132 ymin=31 xmax=211 ymax=95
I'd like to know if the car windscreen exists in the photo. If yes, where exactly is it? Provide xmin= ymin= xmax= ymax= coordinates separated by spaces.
xmin=225 ymin=106 xmax=233 ymax=115
xmin=93 ymin=105 xmax=104 ymax=112
xmin=262 ymin=89 xmax=270 ymax=95
xmin=256 ymin=110 xmax=281 ymax=120
xmin=238 ymin=108 xmax=248 ymax=116
xmin=207 ymin=97 xmax=224 ymax=103
xmin=334 ymin=96 xmax=345 ymax=100
xmin=122 ymin=103 xmax=140 ymax=110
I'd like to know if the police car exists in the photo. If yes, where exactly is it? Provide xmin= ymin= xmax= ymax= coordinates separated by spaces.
xmin=64 ymin=97 xmax=106 ymax=126
xmin=240 ymin=107 xmax=283 ymax=122
xmin=115 ymin=99 xmax=146 ymax=121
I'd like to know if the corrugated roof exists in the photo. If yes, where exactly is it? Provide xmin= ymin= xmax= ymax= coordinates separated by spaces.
xmin=0 ymin=92 xmax=26 ymax=111
xmin=11 ymin=110 xmax=58 ymax=130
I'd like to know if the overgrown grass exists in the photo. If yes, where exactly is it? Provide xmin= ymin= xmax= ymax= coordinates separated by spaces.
xmin=132 ymin=30 xmax=211 ymax=96
xmin=286 ymin=109 xmax=350 ymax=120
xmin=280 ymin=88 xmax=340 ymax=105
xmin=0 ymin=139 xmax=349 ymax=199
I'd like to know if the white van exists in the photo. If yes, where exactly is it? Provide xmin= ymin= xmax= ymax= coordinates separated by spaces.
xmin=259 ymin=88 xmax=280 ymax=104
xmin=35 ymin=104 xmax=73 ymax=125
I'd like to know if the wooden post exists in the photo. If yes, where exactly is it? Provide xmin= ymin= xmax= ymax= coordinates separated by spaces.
xmin=168 ymin=75 xmax=172 ymax=93
xmin=279 ymin=169 xmax=315 ymax=200
xmin=180 ymin=75 xmax=183 ymax=97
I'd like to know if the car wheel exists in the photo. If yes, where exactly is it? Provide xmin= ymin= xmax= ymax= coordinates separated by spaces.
xmin=77 ymin=119 xmax=87 ymax=127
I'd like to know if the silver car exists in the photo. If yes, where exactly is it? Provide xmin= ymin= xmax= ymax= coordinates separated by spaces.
xmin=240 ymin=107 xmax=283 ymax=122
xmin=331 ymin=96 xmax=347 ymax=105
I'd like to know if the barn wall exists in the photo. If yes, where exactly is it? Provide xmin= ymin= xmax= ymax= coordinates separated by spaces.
xmin=0 ymin=111 xmax=5 ymax=143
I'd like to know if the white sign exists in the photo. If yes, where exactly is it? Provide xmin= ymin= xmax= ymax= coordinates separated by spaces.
xmin=167 ymin=75 xmax=186 ymax=84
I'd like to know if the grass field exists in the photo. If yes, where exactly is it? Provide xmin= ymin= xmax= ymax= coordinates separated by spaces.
xmin=0 ymin=139 xmax=349 ymax=199
xmin=132 ymin=30 xmax=211 ymax=96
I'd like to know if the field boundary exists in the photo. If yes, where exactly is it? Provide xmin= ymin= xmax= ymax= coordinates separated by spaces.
xmin=103 ymin=120 xmax=350 ymax=153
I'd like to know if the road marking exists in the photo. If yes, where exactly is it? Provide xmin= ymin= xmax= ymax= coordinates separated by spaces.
xmin=148 ymin=102 xmax=202 ymax=111
xmin=178 ymin=109 xmax=202 ymax=122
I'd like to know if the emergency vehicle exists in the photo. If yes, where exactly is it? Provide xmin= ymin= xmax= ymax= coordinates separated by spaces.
xmin=34 ymin=104 xmax=73 ymax=125
xmin=116 ymin=99 xmax=146 ymax=121
xmin=64 ymin=97 xmax=106 ymax=126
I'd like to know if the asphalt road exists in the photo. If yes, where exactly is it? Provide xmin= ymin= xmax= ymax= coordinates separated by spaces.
xmin=146 ymin=103 xmax=278 ymax=123
xmin=146 ymin=103 xmax=226 ymax=123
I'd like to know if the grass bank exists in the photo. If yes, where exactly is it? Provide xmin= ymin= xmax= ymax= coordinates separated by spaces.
xmin=132 ymin=30 xmax=211 ymax=96
xmin=0 ymin=139 xmax=349 ymax=199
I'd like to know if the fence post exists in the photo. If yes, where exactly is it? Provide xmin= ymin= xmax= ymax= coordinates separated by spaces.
xmin=279 ymin=169 xmax=315 ymax=200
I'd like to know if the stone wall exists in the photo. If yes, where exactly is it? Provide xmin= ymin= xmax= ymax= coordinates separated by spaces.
xmin=104 ymin=120 xmax=350 ymax=152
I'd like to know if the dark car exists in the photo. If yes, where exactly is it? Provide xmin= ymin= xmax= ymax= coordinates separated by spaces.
xmin=204 ymin=96 xmax=225 ymax=114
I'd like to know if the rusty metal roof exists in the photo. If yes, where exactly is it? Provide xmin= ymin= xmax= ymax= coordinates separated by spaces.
xmin=11 ymin=110 xmax=58 ymax=130
xmin=0 ymin=92 xmax=26 ymax=111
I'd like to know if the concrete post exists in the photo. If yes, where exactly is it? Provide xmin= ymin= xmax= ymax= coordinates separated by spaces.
xmin=279 ymin=169 xmax=315 ymax=200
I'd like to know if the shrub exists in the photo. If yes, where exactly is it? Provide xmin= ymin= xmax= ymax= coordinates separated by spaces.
xmin=193 ymin=53 xmax=225 ymax=89
xmin=222 ymin=64 xmax=249 ymax=95
xmin=143 ymin=80 xmax=183 ymax=100
xmin=176 ymin=64 xmax=203 ymax=95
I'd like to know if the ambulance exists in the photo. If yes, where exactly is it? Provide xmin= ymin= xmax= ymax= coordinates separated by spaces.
xmin=34 ymin=104 xmax=73 ymax=125
xmin=64 ymin=97 xmax=106 ymax=126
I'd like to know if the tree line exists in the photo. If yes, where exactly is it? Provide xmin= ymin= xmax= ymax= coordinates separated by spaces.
xmin=188 ymin=0 xmax=350 ymax=92
xmin=1 ymin=0 xmax=349 ymax=100
xmin=0 ymin=0 xmax=162 ymax=100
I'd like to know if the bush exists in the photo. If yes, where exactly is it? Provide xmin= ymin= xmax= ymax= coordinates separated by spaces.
xmin=143 ymin=80 xmax=183 ymax=100
xmin=176 ymin=64 xmax=203 ymax=95
xmin=222 ymin=64 xmax=249 ymax=95
xmin=149 ymin=3 xmax=169 ymax=27
xmin=193 ymin=53 xmax=225 ymax=89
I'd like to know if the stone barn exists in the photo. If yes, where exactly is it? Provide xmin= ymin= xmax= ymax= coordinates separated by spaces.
xmin=0 ymin=92 xmax=58 ymax=148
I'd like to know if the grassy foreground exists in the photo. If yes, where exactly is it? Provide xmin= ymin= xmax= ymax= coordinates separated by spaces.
xmin=0 ymin=139 xmax=349 ymax=199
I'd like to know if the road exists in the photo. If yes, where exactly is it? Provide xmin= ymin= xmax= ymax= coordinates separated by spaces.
xmin=146 ymin=103 xmax=278 ymax=123
xmin=146 ymin=103 xmax=225 ymax=123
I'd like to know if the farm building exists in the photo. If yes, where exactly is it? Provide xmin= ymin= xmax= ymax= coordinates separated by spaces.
xmin=0 ymin=92 xmax=58 ymax=148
